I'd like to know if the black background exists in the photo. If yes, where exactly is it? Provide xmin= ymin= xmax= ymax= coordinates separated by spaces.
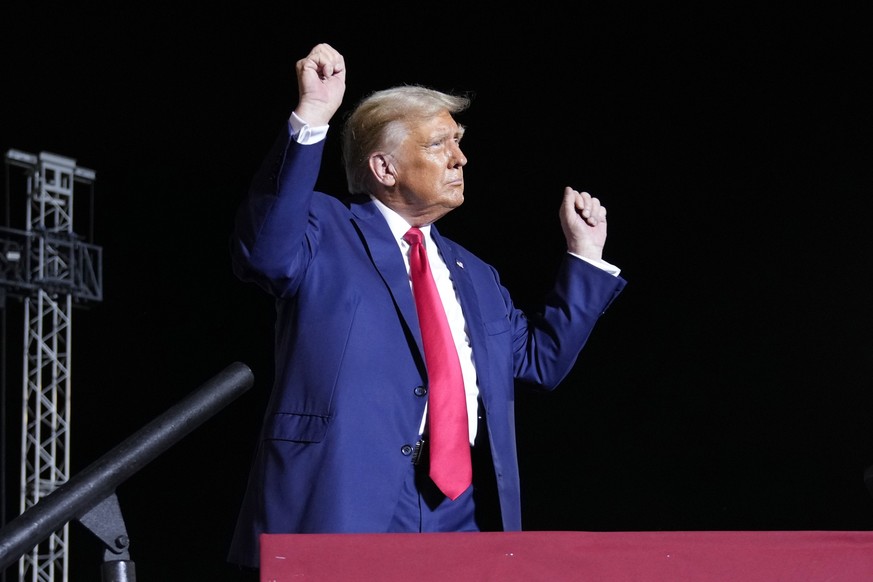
xmin=2 ymin=3 xmax=873 ymax=580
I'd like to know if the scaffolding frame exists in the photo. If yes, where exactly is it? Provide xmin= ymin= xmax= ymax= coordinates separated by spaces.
xmin=2 ymin=149 xmax=103 ymax=582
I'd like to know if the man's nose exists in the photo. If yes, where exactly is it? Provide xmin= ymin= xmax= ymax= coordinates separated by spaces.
xmin=450 ymin=143 xmax=467 ymax=167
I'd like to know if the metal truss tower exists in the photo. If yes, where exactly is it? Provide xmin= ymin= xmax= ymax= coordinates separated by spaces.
xmin=1 ymin=149 xmax=103 ymax=581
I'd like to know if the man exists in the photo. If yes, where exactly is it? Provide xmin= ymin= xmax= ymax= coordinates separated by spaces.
xmin=227 ymin=42 xmax=626 ymax=569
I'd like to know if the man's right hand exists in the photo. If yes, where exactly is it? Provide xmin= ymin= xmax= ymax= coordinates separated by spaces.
xmin=293 ymin=43 xmax=346 ymax=127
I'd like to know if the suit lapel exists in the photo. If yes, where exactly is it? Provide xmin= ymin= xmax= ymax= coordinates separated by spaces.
xmin=349 ymin=198 xmax=424 ymax=355
xmin=431 ymin=227 xmax=491 ymax=396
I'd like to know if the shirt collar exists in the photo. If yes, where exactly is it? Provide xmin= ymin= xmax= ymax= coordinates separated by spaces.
xmin=369 ymin=195 xmax=432 ymax=246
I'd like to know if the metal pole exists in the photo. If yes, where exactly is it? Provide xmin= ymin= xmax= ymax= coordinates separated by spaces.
xmin=0 ymin=361 xmax=254 ymax=572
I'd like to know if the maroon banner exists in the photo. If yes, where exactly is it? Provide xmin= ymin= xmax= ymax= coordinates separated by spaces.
xmin=261 ymin=530 xmax=873 ymax=581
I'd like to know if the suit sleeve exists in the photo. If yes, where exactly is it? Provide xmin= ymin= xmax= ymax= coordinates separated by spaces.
xmin=230 ymin=123 xmax=326 ymax=298
xmin=510 ymin=254 xmax=626 ymax=389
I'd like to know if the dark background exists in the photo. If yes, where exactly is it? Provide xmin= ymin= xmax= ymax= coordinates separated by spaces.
xmin=2 ymin=3 xmax=873 ymax=580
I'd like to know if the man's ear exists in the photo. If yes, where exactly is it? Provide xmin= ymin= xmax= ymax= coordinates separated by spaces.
xmin=368 ymin=153 xmax=397 ymax=186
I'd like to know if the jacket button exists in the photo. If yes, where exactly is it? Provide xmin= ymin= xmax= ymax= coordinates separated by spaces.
xmin=400 ymin=444 xmax=414 ymax=456
xmin=414 ymin=385 xmax=427 ymax=397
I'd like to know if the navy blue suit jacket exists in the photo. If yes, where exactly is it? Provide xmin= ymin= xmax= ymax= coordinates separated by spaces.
xmin=227 ymin=123 xmax=626 ymax=567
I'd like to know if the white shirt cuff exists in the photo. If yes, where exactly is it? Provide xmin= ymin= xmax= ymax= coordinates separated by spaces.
xmin=569 ymin=252 xmax=622 ymax=277
xmin=289 ymin=111 xmax=329 ymax=144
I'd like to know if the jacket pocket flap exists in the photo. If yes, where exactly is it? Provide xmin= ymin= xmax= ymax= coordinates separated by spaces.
xmin=484 ymin=317 xmax=510 ymax=335
xmin=267 ymin=412 xmax=330 ymax=443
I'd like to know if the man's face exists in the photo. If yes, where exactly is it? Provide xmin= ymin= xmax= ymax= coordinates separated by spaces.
xmin=390 ymin=110 xmax=467 ymax=225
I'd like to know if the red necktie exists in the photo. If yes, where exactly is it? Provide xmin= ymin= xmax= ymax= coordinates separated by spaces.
xmin=404 ymin=227 xmax=471 ymax=500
